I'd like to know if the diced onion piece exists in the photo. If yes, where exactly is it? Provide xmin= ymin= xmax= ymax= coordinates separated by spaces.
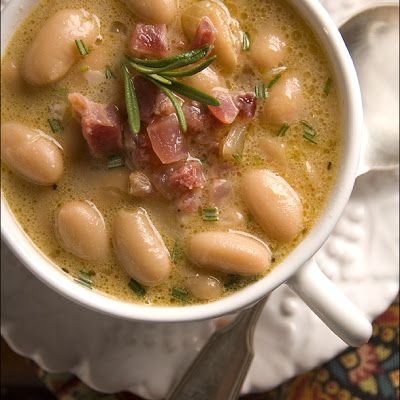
xmin=221 ymin=124 xmax=247 ymax=161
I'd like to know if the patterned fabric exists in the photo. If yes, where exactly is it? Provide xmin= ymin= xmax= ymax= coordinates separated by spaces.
xmin=37 ymin=295 xmax=399 ymax=400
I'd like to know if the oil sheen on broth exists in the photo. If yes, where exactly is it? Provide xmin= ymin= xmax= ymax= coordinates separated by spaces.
xmin=1 ymin=0 xmax=341 ymax=305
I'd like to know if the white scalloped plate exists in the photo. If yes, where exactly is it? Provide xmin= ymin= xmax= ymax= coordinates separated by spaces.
xmin=1 ymin=0 xmax=399 ymax=398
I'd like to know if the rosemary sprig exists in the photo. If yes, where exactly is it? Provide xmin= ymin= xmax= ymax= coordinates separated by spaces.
xmin=128 ymin=45 xmax=211 ymax=68
xmin=162 ymin=55 xmax=217 ymax=78
xmin=122 ymin=64 xmax=141 ymax=134
xmin=167 ymin=80 xmax=220 ymax=106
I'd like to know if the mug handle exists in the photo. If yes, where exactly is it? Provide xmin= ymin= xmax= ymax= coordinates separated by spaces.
xmin=286 ymin=258 xmax=372 ymax=346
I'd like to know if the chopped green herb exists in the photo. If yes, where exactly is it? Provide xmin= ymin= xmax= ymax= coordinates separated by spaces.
xmin=80 ymin=65 xmax=89 ymax=73
xmin=48 ymin=118 xmax=63 ymax=133
xmin=277 ymin=122 xmax=290 ymax=136
xmin=122 ymin=64 xmax=141 ymax=134
xmin=242 ymin=32 xmax=250 ymax=51
xmin=224 ymin=274 xmax=241 ymax=289
xmin=254 ymin=83 xmax=267 ymax=99
xmin=53 ymin=86 xmax=68 ymax=96
xmin=129 ymin=279 xmax=146 ymax=296
xmin=232 ymin=153 xmax=242 ymax=163
xmin=171 ymin=287 xmax=189 ymax=302
xmin=75 ymin=39 xmax=89 ymax=56
xmin=107 ymin=155 xmax=124 ymax=169
xmin=327 ymin=161 xmax=332 ymax=170
xmin=302 ymin=121 xmax=317 ymax=144
xmin=75 ymin=270 xmax=93 ymax=289
xmin=202 ymin=207 xmax=219 ymax=221
xmin=171 ymin=241 xmax=182 ymax=263
xmin=267 ymin=73 xmax=282 ymax=89
xmin=105 ymin=65 xmax=116 ymax=79
xmin=323 ymin=77 xmax=333 ymax=96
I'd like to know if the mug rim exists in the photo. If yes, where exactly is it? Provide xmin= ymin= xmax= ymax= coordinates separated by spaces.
xmin=1 ymin=0 xmax=363 ymax=322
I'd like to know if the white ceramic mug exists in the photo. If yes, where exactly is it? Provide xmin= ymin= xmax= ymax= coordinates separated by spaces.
xmin=1 ymin=0 xmax=372 ymax=346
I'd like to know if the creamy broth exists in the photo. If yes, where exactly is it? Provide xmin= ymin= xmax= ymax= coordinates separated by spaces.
xmin=1 ymin=0 xmax=340 ymax=305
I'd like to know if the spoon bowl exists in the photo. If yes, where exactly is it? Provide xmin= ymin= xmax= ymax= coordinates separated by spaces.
xmin=340 ymin=3 xmax=399 ymax=174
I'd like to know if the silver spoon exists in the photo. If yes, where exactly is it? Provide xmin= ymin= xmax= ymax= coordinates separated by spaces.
xmin=167 ymin=4 xmax=399 ymax=400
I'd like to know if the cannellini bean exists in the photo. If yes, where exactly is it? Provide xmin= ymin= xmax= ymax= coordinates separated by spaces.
xmin=181 ymin=67 xmax=225 ymax=95
xmin=181 ymin=1 xmax=240 ymax=70
xmin=263 ymin=76 xmax=304 ymax=126
xmin=22 ymin=9 xmax=100 ymax=86
xmin=250 ymin=30 xmax=287 ymax=71
xmin=113 ymin=208 xmax=171 ymax=286
xmin=123 ymin=0 xmax=177 ymax=24
xmin=186 ymin=231 xmax=272 ymax=275
xmin=186 ymin=274 xmax=223 ymax=300
xmin=55 ymin=201 xmax=109 ymax=261
xmin=242 ymin=169 xmax=303 ymax=242
xmin=1 ymin=122 xmax=64 ymax=185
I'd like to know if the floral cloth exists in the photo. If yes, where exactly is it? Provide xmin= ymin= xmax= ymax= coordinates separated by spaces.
xmin=37 ymin=296 xmax=399 ymax=400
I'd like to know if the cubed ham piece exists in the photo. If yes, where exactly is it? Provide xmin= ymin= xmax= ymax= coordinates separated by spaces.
xmin=169 ymin=160 xmax=205 ymax=190
xmin=129 ymin=24 xmax=169 ymax=58
xmin=151 ymin=160 xmax=204 ymax=200
xmin=154 ymin=92 xmax=184 ymax=117
xmin=134 ymin=75 xmax=160 ymax=123
xmin=176 ymin=190 xmax=202 ymax=213
xmin=183 ymin=102 xmax=216 ymax=134
xmin=209 ymin=179 xmax=232 ymax=206
xmin=208 ymin=91 xmax=239 ymax=124
xmin=191 ymin=17 xmax=216 ymax=49
xmin=68 ymin=93 xmax=122 ymax=157
xmin=235 ymin=92 xmax=257 ymax=120
xmin=147 ymin=113 xmax=188 ymax=164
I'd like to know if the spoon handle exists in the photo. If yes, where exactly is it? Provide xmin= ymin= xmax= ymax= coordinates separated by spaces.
xmin=166 ymin=297 xmax=268 ymax=400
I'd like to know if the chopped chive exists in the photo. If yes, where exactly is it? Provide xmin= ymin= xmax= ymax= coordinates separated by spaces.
xmin=129 ymin=278 xmax=146 ymax=296
xmin=224 ymin=274 xmax=241 ymax=289
xmin=171 ymin=287 xmax=189 ymax=302
xmin=267 ymin=73 xmax=282 ymax=89
xmin=75 ymin=270 xmax=93 ymax=289
xmin=327 ymin=161 xmax=332 ymax=170
xmin=105 ymin=65 xmax=116 ymax=79
xmin=242 ymin=32 xmax=250 ymax=51
xmin=254 ymin=83 xmax=267 ymax=99
xmin=122 ymin=65 xmax=141 ymax=134
xmin=48 ymin=118 xmax=63 ymax=133
xmin=232 ymin=153 xmax=242 ymax=163
xmin=202 ymin=207 xmax=219 ymax=221
xmin=277 ymin=122 xmax=290 ymax=136
xmin=324 ymin=77 xmax=333 ymax=96
xmin=107 ymin=155 xmax=124 ymax=169
xmin=75 ymin=39 xmax=89 ymax=56
xmin=302 ymin=121 xmax=317 ymax=144
xmin=171 ymin=241 xmax=182 ymax=263
xmin=80 ymin=65 xmax=89 ymax=73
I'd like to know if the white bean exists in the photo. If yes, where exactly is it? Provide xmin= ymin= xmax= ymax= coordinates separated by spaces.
xmin=186 ymin=231 xmax=272 ymax=275
xmin=263 ymin=76 xmax=304 ymax=126
xmin=242 ymin=169 xmax=303 ymax=242
xmin=181 ymin=67 xmax=225 ymax=95
xmin=123 ymin=0 xmax=177 ymax=24
xmin=22 ymin=9 xmax=100 ymax=86
xmin=55 ymin=201 xmax=109 ymax=261
xmin=113 ymin=208 xmax=171 ymax=286
xmin=181 ymin=1 xmax=240 ymax=70
xmin=1 ymin=122 xmax=64 ymax=185
xmin=250 ymin=30 xmax=287 ymax=71
xmin=186 ymin=274 xmax=223 ymax=300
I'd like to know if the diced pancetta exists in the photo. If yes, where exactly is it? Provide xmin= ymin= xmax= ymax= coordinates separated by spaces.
xmin=235 ymin=92 xmax=257 ymax=120
xmin=208 ymin=90 xmax=239 ymax=124
xmin=176 ymin=190 xmax=202 ymax=213
xmin=128 ymin=24 xmax=169 ymax=58
xmin=68 ymin=93 xmax=122 ymax=157
xmin=209 ymin=179 xmax=232 ymax=206
xmin=147 ymin=113 xmax=188 ymax=164
xmin=183 ymin=101 xmax=216 ymax=134
xmin=191 ymin=17 xmax=216 ymax=49
xmin=134 ymin=75 xmax=160 ymax=123
xmin=169 ymin=160 xmax=205 ymax=190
